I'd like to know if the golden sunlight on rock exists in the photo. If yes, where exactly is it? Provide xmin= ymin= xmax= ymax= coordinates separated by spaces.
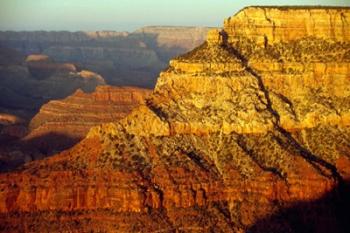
xmin=0 ymin=6 xmax=350 ymax=233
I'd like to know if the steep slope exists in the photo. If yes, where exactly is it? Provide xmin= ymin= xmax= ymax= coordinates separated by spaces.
xmin=25 ymin=86 xmax=151 ymax=154
xmin=0 ymin=6 xmax=350 ymax=233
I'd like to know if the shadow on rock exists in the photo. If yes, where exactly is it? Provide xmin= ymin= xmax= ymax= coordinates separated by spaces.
xmin=0 ymin=132 xmax=80 ymax=173
xmin=247 ymin=180 xmax=350 ymax=233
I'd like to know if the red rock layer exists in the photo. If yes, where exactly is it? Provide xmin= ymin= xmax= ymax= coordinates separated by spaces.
xmin=25 ymin=86 xmax=151 ymax=154
xmin=0 ymin=134 xmax=349 ymax=232
xmin=0 ymin=6 xmax=350 ymax=233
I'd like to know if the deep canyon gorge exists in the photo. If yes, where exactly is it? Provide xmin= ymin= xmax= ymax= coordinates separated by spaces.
xmin=0 ymin=5 xmax=350 ymax=233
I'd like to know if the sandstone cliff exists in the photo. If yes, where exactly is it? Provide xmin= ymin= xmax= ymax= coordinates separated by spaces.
xmin=0 ymin=6 xmax=350 ymax=233
xmin=0 ymin=86 xmax=150 ymax=172
xmin=26 ymin=86 xmax=151 ymax=154
xmin=0 ymin=27 xmax=211 ymax=87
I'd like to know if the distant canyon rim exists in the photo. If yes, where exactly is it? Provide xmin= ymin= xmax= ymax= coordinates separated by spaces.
xmin=0 ymin=27 xmax=210 ymax=170
xmin=0 ymin=5 xmax=350 ymax=233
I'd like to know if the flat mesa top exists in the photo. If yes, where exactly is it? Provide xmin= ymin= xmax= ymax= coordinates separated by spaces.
xmin=245 ymin=5 xmax=350 ymax=10
xmin=230 ymin=5 xmax=350 ymax=19
xmin=234 ymin=5 xmax=350 ymax=15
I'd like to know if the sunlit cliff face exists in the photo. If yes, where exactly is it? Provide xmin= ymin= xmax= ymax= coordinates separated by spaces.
xmin=25 ymin=86 xmax=151 ymax=155
xmin=0 ymin=6 xmax=350 ymax=233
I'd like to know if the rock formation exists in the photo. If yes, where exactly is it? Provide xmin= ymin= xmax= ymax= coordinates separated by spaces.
xmin=0 ymin=52 xmax=106 ymax=171
xmin=0 ymin=52 xmax=105 ymax=118
xmin=1 ymin=6 xmax=350 ymax=233
xmin=25 ymin=86 xmax=151 ymax=154
xmin=0 ymin=112 xmax=33 ymax=172
xmin=0 ymin=86 xmax=150 ymax=172
xmin=0 ymin=113 xmax=26 ymax=140
xmin=25 ymin=54 xmax=77 ymax=80
xmin=0 ymin=27 xmax=212 ymax=87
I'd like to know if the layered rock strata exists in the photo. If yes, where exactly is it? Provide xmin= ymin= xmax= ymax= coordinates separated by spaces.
xmin=225 ymin=6 xmax=350 ymax=45
xmin=26 ymin=86 xmax=151 ymax=154
xmin=0 ymin=52 xmax=105 ymax=116
xmin=0 ymin=27 xmax=212 ymax=87
xmin=0 ymin=53 xmax=106 ymax=171
xmin=0 ymin=6 xmax=350 ymax=233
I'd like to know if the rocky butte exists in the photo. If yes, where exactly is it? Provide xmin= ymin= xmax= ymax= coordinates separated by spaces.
xmin=0 ymin=6 xmax=350 ymax=233
xmin=25 ymin=86 xmax=151 ymax=155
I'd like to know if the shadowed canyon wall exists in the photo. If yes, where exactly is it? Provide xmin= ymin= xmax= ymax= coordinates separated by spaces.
xmin=0 ymin=49 xmax=105 ymax=118
xmin=0 ymin=6 xmax=350 ymax=233
xmin=0 ymin=86 xmax=151 ymax=171
xmin=26 ymin=86 xmax=151 ymax=154
xmin=0 ymin=27 xmax=212 ymax=88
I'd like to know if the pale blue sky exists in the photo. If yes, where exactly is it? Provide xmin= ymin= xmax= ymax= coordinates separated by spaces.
xmin=0 ymin=0 xmax=349 ymax=31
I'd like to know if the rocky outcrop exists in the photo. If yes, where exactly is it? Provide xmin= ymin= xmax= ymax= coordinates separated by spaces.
xmin=0 ymin=113 xmax=23 ymax=126
xmin=0 ymin=27 xmax=212 ymax=87
xmin=0 ymin=113 xmax=27 ymax=146
xmin=0 ymin=112 xmax=34 ymax=172
xmin=0 ymin=53 xmax=106 ymax=171
xmin=0 ymin=86 xmax=150 ymax=172
xmin=0 ymin=52 xmax=105 ymax=117
xmin=225 ymin=6 xmax=350 ymax=45
xmin=0 ymin=113 xmax=26 ymax=140
xmin=0 ymin=6 xmax=350 ymax=233
xmin=26 ymin=86 xmax=151 ymax=154
xmin=26 ymin=54 xmax=77 ymax=80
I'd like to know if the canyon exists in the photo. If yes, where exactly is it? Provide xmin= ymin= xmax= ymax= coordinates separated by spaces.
xmin=0 ymin=6 xmax=350 ymax=233
xmin=26 ymin=85 xmax=151 ymax=155
xmin=0 ymin=26 xmax=210 ymax=116
xmin=0 ymin=27 xmax=208 ymax=169
xmin=0 ymin=86 xmax=151 ymax=171
xmin=0 ymin=27 xmax=212 ymax=87
xmin=0 ymin=48 xmax=105 ymax=119
xmin=0 ymin=50 xmax=105 ymax=170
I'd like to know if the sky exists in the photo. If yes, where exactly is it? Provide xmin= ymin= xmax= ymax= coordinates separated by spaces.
xmin=0 ymin=0 xmax=349 ymax=32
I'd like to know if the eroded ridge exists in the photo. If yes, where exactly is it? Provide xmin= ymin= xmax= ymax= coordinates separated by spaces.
xmin=1 ymin=6 xmax=350 ymax=233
